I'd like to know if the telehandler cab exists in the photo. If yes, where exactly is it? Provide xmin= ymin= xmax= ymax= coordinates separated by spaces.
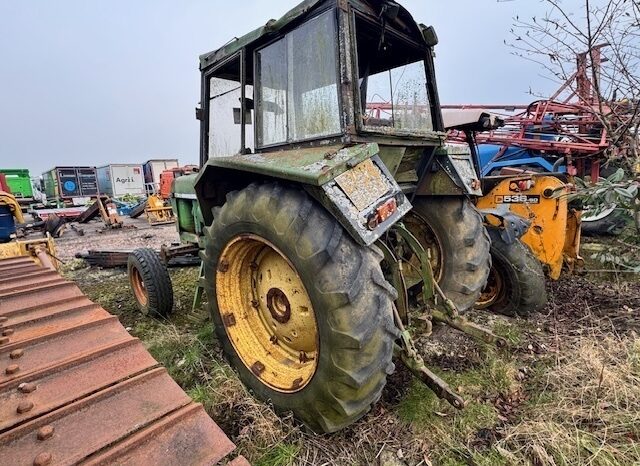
xmin=147 ymin=0 xmax=513 ymax=433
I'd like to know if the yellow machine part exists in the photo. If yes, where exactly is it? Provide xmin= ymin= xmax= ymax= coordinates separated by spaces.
xmin=0 ymin=235 xmax=59 ymax=270
xmin=0 ymin=190 xmax=25 ymax=224
xmin=145 ymin=194 xmax=175 ymax=226
xmin=476 ymin=175 xmax=580 ymax=280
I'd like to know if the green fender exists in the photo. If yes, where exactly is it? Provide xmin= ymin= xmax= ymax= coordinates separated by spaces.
xmin=193 ymin=143 xmax=411 ymax=246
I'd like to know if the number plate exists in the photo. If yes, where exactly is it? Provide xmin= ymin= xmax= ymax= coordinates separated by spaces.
xmin=334 ymin=159 xmax=391 ymax=211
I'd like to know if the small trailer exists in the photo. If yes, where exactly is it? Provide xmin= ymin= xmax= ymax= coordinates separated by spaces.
xmin=43 ymin=166 xmax=100 ymax=206
xmin=97 ymin=164 xmax=146 ymax=198
xmin=143 ymin=159 xmax=179 ymax=194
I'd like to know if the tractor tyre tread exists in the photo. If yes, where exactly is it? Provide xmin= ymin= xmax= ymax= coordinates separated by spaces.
xmin=581 ymin=209 xmax=628 ymax=236
xmin=488 ymin=238 xmax=547 ymax=317
xmin=129 ymin=200 xmax=148 ymax=219
xmin=202 ymin=182 xmax=398 ymax=433
xmin=410 ymin=197 xmax=492 ymax=312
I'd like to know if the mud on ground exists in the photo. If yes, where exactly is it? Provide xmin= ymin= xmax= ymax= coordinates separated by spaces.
xmin=63 ymin=242 xmax=640 ymax=466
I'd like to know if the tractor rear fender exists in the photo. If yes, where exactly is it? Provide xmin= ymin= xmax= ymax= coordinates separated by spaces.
xmin=415 ymin=144 xmax=483 ymax=197
xmin=194 ymin=143 xmax=412 ymax=246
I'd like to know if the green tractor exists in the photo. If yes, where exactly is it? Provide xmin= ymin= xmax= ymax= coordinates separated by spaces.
xmin=131 ymin=0 xmax=515 ymax=433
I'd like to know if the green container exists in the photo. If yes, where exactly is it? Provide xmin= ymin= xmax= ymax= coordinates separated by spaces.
xmin=0 ymin=169 xmax=33 ymax=199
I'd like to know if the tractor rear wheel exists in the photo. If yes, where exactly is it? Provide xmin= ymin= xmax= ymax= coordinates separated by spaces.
xmin=405 ymin=197 xmax=491 ymax=312
xmin=202 ymin=183 xmax=398 ymax=433
xmin=476 ymin=237 xmax=547 ymax=317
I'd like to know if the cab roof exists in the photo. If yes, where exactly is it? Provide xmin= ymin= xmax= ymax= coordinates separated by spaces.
xmin=199 ymin=0 xmax=426 ymax=70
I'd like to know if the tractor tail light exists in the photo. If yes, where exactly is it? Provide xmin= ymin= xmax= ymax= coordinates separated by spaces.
xmin=367 ymin=198 xmax=397 ymax=230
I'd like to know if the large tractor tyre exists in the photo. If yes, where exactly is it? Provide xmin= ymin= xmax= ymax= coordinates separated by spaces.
xmin=581 ymin=206 xmax=628 ymax=236
xmin=476 ymin=238 xmax=547 ymax=317
xmin=202 ymin=183 xmax=399 ymax=433
xmin=128 ymin=248 xmax=174 ymax=317
xmin=405 ymin=197 xmax=491 ymax=312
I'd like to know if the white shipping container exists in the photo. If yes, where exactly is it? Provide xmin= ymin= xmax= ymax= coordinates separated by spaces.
xmin=144 ymin=159 xmax=179 ymax=193
xmin=97 ymin=164 xmax=146 ymax=198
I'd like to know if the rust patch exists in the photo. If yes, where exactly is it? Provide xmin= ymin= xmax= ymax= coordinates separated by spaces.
xmin=266 ymin=288 xmax=291 ymax=324
xmin=217 ymin=259 xmax=230 ymax=273
xmin=222 ymin=313 xmax=237 ymax=327
xmin=251 ymin=361 xmax=266 ymax=377
xmin=291 ymin=377 xmax=304 ymax=390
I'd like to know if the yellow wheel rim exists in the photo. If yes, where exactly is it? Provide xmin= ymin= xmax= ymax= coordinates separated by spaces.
xmin=216 ymin=234 xmax=319 ymax=393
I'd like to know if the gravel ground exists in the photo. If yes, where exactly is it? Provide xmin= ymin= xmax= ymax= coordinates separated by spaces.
xmin=54 ymin=217 xmax=180 ymax=261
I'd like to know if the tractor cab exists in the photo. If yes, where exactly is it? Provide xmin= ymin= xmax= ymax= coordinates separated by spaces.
xmin=195 ymin=0 xmax=481 ymax=237
xmin=198 ymin=0 xmax=442 ymax=159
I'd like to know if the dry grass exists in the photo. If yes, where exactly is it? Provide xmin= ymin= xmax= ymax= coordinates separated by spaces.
xmin=71 ymin=266 xmax=640 ymax=466
xmin=497 ymin=335 xmax=640 ymax=465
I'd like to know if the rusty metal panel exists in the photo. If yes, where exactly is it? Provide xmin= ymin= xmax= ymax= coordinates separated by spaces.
xmin=0 ymin=258 xmax=247 ymax=465
xmin=0 ymin=369 xmax=192 ymax=465
xmin=0 ymin=340 xmax=158 ymax=432
xmin=1 ymin=263 xmax=43 ymax=278
xmin=228 ymin=456 xmax=253 ymax=466
xmin=0 ymin=273 xmax=66 ymax=294
xmin=0 ymin=282 xmax=86 ymax=316
xmin=82 ymin=404 xmax=236 ymax=466
xmin=0 ymin=317 xmax=130 ymax=384
xmin=0 ymin=257 xmax=35 ymax=268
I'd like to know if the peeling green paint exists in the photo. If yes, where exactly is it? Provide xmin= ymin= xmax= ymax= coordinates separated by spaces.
xmin=202 ymin=143 xmax=380 ymax=186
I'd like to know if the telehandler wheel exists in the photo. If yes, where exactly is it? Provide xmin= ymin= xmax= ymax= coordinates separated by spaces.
xmin=202 ymin=183 xmax=399 ymax=433
xmin=405 ymin=197 xmax=491 ymax=312
xmin=128 ymin=248 xmax=174 ymax=317
xmin=476 ymin=238 xmax=547 ymax=317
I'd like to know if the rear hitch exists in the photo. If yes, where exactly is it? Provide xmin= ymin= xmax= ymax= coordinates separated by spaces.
xmin=393 ymin=305 xmax=465 ymax=410
xmin=382 ymin=224 xmax=508 ymax=408
xmin=431 ymin=309 xmax=507 ymax=348
xmin=390 ymin=223 xmax=507 ymax=349
xmin=395 ymin=344 xmax=466 ymax=410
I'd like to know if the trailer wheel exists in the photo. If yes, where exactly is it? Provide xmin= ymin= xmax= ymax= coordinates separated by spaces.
xmin=405 ymin=197 xmax=491 ymax=312
xmin=202 ymin=183 xmax=398 ymax=433
xmin=476 ymin=238 xmax=547 ymax=317
xmin=128 ymin=248 xmax=173 ymax=317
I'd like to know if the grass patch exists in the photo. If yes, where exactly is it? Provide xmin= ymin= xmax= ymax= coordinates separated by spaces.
xmin=492 ymin=320 xmax=523 ymax=346
xmin=255 ymin=443 xmax=300 ymax=466
xmin=397 ymin=349 xmax=519 ymax=464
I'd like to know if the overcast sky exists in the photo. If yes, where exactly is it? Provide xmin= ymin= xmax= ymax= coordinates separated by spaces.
xmin=0 ymin=0 xmax=581 ymax=175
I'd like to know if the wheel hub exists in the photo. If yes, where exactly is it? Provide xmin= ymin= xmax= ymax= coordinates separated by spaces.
xmin=266 ymin=288 xmax=291 ymax=324
xmin=216 ymin=234 xmax=319 ymax=393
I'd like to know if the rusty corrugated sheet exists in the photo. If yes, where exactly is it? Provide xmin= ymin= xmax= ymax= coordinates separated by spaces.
xmin=0 ymin=257 xmax=246 ymax=465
